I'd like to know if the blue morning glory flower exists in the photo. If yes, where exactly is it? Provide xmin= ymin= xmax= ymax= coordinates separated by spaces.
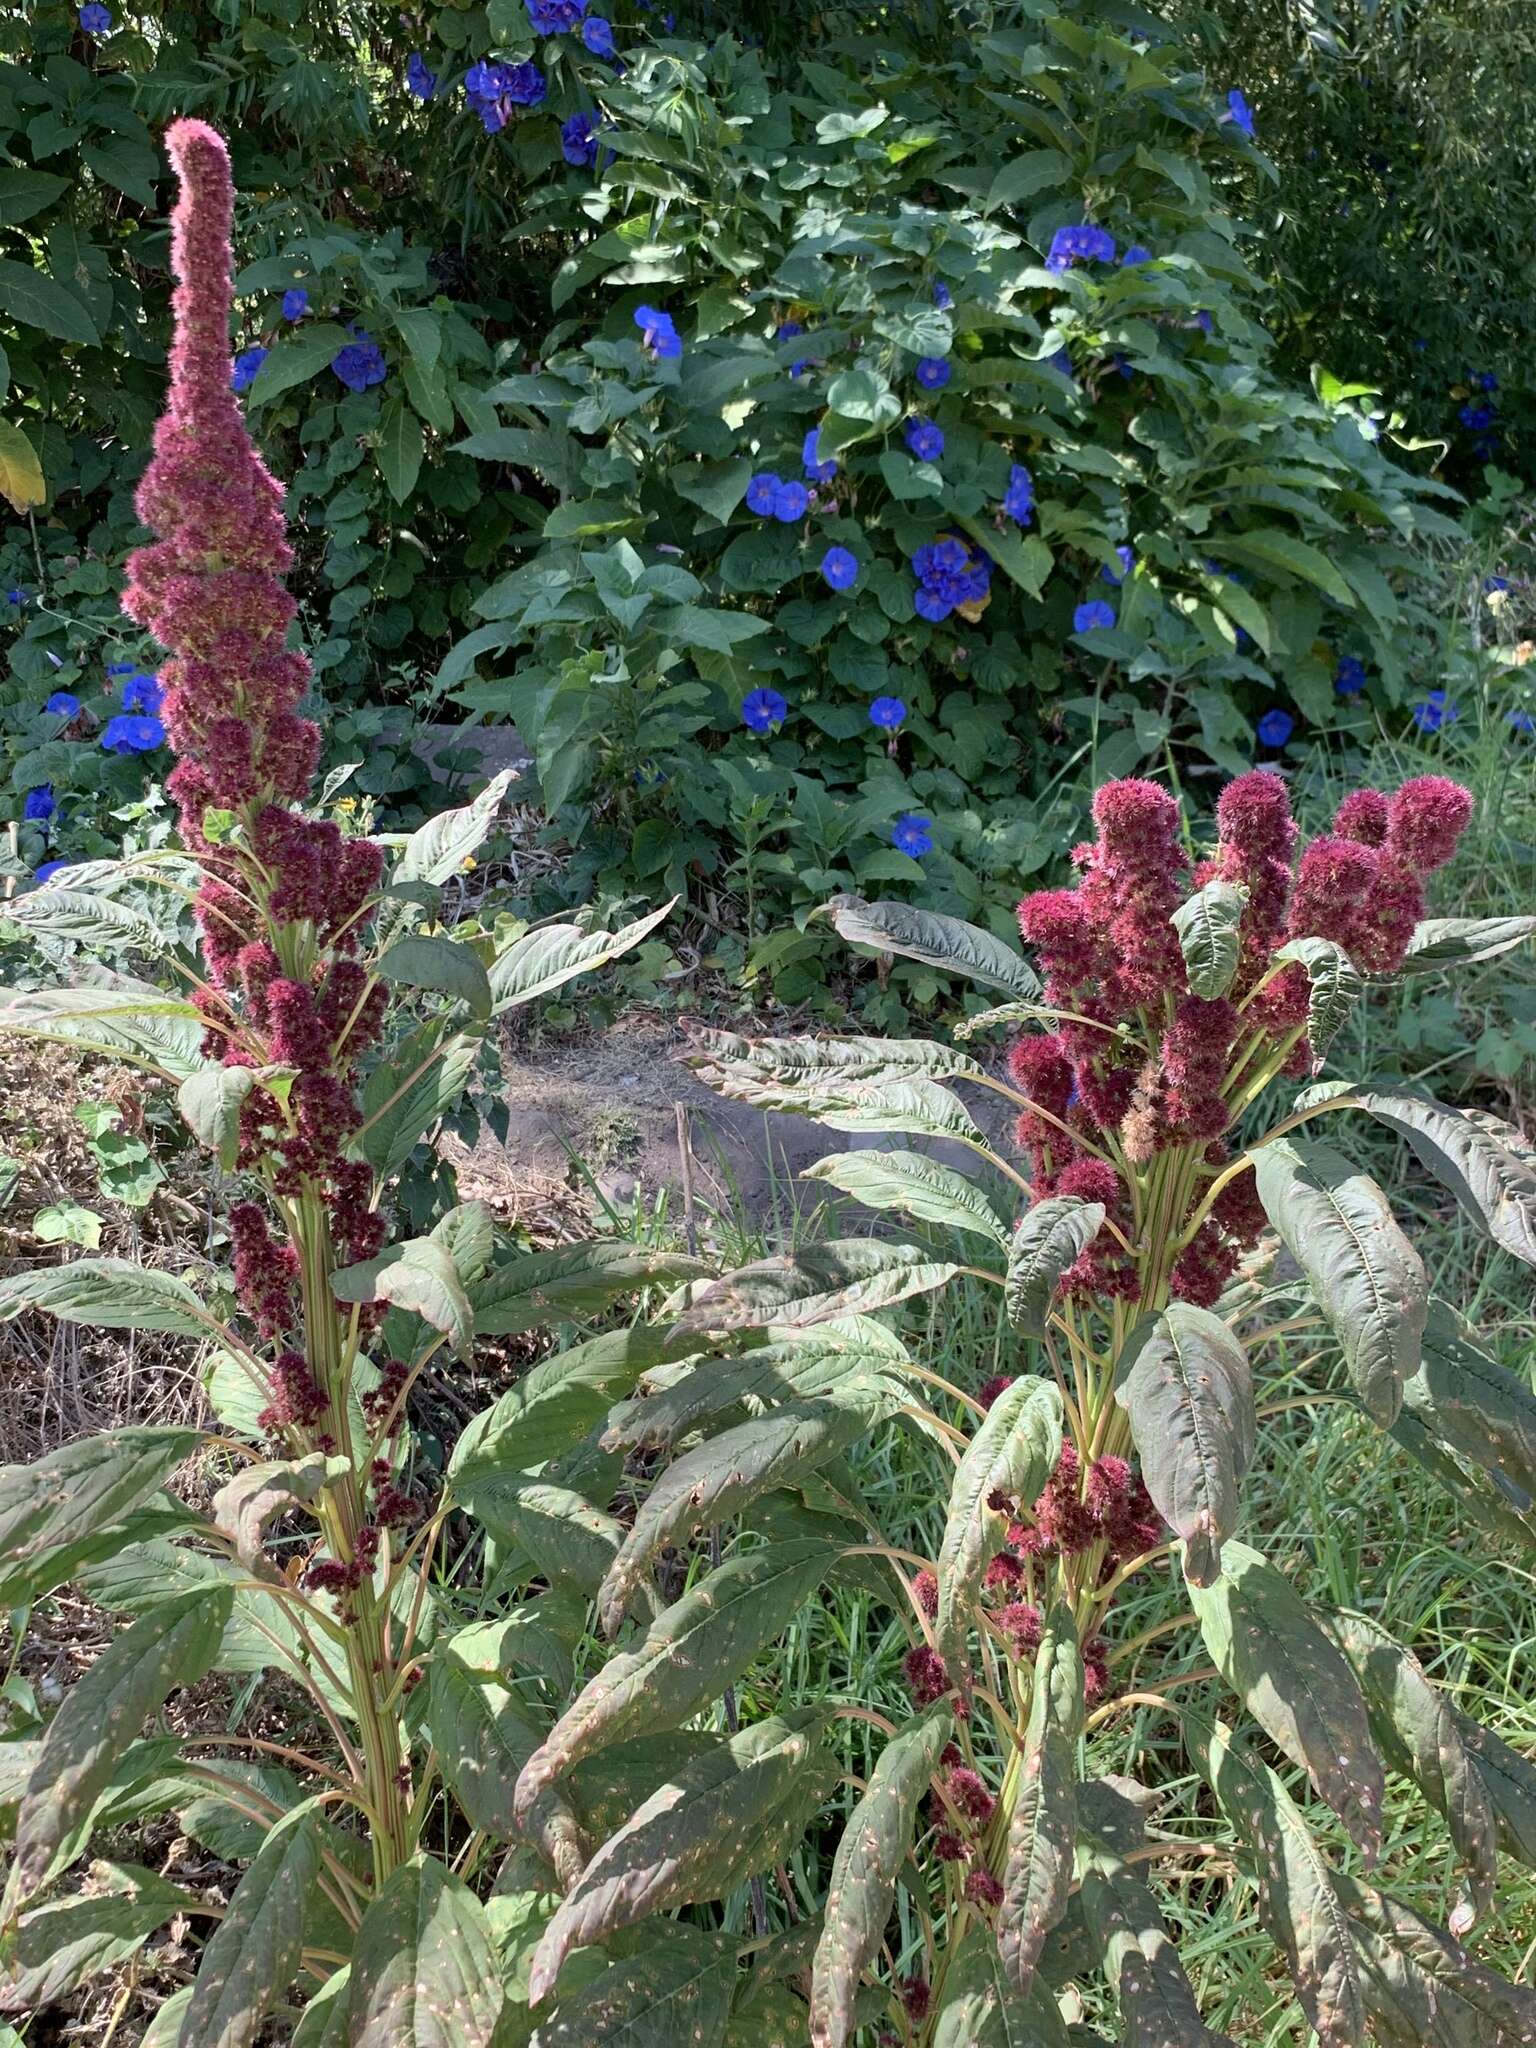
xmin=79 ymin=3 xmax=111 ymax=32
xmin=1256 ymin=707 xmax=1293 ymax=748
xmin=1459 ymin=402 xmax=1494 ymax=431
xmin=1507 ymin=708 xmax=1536 ymax=735
xmin=1121 ymin=245 xmax=1152 ymax=266
xmin=1484 ymin=575 xmax=1510 ymax=594
xmin=634 ymin=304 xmax=682 ymax=359
xmin=1413 ymin=689 xmax=1458 ymax=733
xmin=1003 ymin=464 xmax=1034 ymax=526
xmin=1333 ymin=655 xmax=1367 ymax=696
xmin=911 ymin=536 xmax=990 ymax=621
xmin=526 ymin=0 xmax=587 ymax=30
xmin=1045 ymin=223 xmax=1117 ymax=272
xmin=915 ymin=356 xmax=951 ymax=390
xmin=45 ymin=691 xmax=80 ymax=718
xmin=34 ymin=859 xmax=67 ymax=883
xmin=802 ymin=429 xmax=837 ymax=484
xmin=1226 ymin=88 xmax=1255 ymax=138
xmin=742 ymin=688 xmax=788 ymax=732
xmin=332 ymin=337 xmax=387 ymax=392
xmin=232 ymin=347 xmax=268 ymax=393
xmin=464 ymin=60 xmax=546 ymax=129
xmin=121 ymin=671 xmax=163 ymax=715
xmin=821 ymin=547 xmax=859 ymax=592
xmin=1475 ymin=371 xmax=1499 ymax=393
xmin=904 ymin=417 xmax=944 ymax=464
xmin=933 ymin=282 xmax=953 ymax=310
xmin=771 ymin=480 xmax=808 ymax=523
xmin=281 ymin=287 xmax=308 ymax=321
xmin=23 ymin=785 xmax=54 ymax=822
xmin=582 ymin=15 xmax=616 ymax=54
xmin=5 ymin=589 xmax=25 ymax=606
xmin=746 ymin=472 xmax=780 ymax=517
xmin=869 ymin=696 xmax=906 ymax=729
xmin=1073 ymin=600 xmax=1115 ymax=633
xmin=1193 ymin=309 xmax=1214 ymax=333
xmin=101 ymin=713 xmax=166 ymax=754
xmin=1049 ymin=347 xmax=1074 ymax=379
xmin=562 ymin=111 xmax=599 ymax=165
xmin=1101 ymin=545 xmax=1134 ymax=585
xmin=891 ymin=814 xmax=933 ymax=857
xmin=406 ymin=52 xmax=438 ymax=99
xmin=776 ymin=319 xmax=812 ymax=377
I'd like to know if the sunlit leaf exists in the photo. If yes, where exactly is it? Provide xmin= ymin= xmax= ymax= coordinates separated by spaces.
xmin=998 ymin=1603 xmax=1082 ymax=1995
xmin=936 ymin=1377 xmax=1061 ymax=1669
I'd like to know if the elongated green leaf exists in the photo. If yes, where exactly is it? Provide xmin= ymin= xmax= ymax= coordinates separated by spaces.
xmin=1005 ymin=1198 xmax=1104 ymax=1338
xmin=1194 ymin=1717 xmax=1365 ymax=2048
xmin=291 ymin=1966 xmax=351 ymax=2048
xmin=1456 ymin=1711 xmax=1536 ymax=1870
xmin=1252 ymin=1138 xmax=1426 ymax=1426
xmin=212 ymin=1454 xmax=349 ymax=1573
xmin=1076 ymin=1818 xmax=1237 ymax=2048
xmin=810 ymin=1703 xmax=953 ymax=2048
xmin=1400 ymin=1298 xmax=1536 ymax=1510
xmin=1353 ymin=1092 xmax=1536 ymax=1268
xmin=358 ymin=1026 xmax=480 ymax=1179
xmin=11 ymin=1586 xmax=232 ymax=1902
xmin=682 ymin=1026 xmax=986 ymax=1094
xmin=452 ymin=1325 xmax=676 ymax=1491
xmin=0 ymin=1862 xmax=194 ymax=2013
xmin=817 ymin=896 xmax=1042 ymax=998
xmin=530 ymin=1715 xmax=833 ymax=2000
xmin=1114 ymin=1303 xmax=1253 ymax=1587
xmin=488 ymin=901 xmax=675 ymax=1012
xmin=1219 ymin=527 xmax=1355 ymax=608
xmin=392 ymin=770 xmax=518 ymax=888
xmin=1328 ymin=1869 xmax=1536 ymax=2046
xmin=1188 ymin=1539 xmax=1384 ymax=1857
xmin=466 ymin=1240 xmax=709 ymax=1337
xmin=1400 ymin=916 xmax=1536 ymax=974
xmin=998 ymin=1603 xmax=1083 ymax=1995
xmin=0 ymin=1259 xmax=211 ymax=1339
xmin=427 ymin=1640 xmax=546 ymax=1842
xmin=0 ymin=1426 xmax=200 ymax=1606
xmin=179 ymin=1803 xmax=322 ymax=2048
xmin=937 ymin=1378 xmax=1062 ymax=1668
xmin=677 ymin=1239 xmax=960 ymax=1335
xmin=0 ymin=985 xmax=205 ymax=1079
xmin=458 ymin=1477 xmax=629 ymax=1596
xmin=0 ymin=257 xmax=99 ymax=343
xmin=1321 ymin=1609 xmax=1496 ymax=1930
xmin=1387 ymin=1403 xmax=1536 ymax=1547
xmin=332 ymin=1237 xmax=473 ymax=1359
xmin=598 ymin=1403 xmax=871 ymax=1634
xmin=377 ymin=935 xmax=492 ymax=1019
xmin=349 ymin=1856 xmax=504 ymax=2048
xmin=177 ymin=1064 xmax=257 ymax=1171
xmin=1171 ymin=880 xmax=1248 ymax=999
xmin=932 ymin=1923 xmax=1070 ymax=2048
xmin=4 ymin=886 xmax=161 ymax=949
xmin=803 ymin=1149 xmax=1010 ymax=1247
xmin=526 ymin=1922 xmax=737 ymax=2046
xmin=1274 ymin=937 xmax=1364 ymax=1063
xmin=601 ymin=1319 xmax=908 ymax=1453
xmin=515 ymin=1541 xmax=837 ymax=1825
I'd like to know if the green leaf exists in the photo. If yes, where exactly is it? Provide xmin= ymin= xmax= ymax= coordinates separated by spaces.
xmin=1114 ymin=1304 xmax=1254 ymax=1588
xmin=0 ymin=1862 xmax=194 ymax=2012
xmin=1218 ymin=527 xmax=1356 ymax=608
xmin=427 ymin=1640 xmax=547 ymax=1844
xmin=0 ymin=169 xmax=69 ymax=228
xmin=489 ymin=902 xmax=674 ymax=1011
xmin=1171 ymin=880 xmax=1248 ymax=999
xmin=179 ymin=1804 xmax=323 ymax=2048
xmin=529 ymin=1715 xmax=834 ymax=2001
xmin=291 ymin=1966 xmax=351 ymax=2048
xmin=1326 ymin=1869 xmax=1536 ymax=2046
xmin=392 ymin=771 xmax=519 ymax=888
xmin=0 ymin=985 xmax=205 ymax=1079
xmin=0 ymin=1426 xmax=200 ymax=1608
xmin=212 ymin=1454 xmax=349 ymax=1573
xmin=1076 ymin=1813 xmax=1238 ymax=2048
xmin=0 ymin=1259 xmax=212 ymax=1340
xmin=10 ymin=1587 xmax=232 ymax=1903
xmin=986 ymin=149 xmax=1071 ymax=211
xmin=378 ymin=396 xmax=425 ymax=503
xmin=0 ymin=419 xmax=44 ymax=512
xmin=0 ymin=258 xmax=99 ymax=344
xmin=515 ymin=1541 xmax=838 ymax=1824
xmin=1274 ymin=938 xmax=1364 ymax=1063
xmin=1005 ymin=1198 xmax=1104 ymax=1339
xmin=998 ymin=1603 xmax=1083 ymax=1996
xmin=682 ymin=1025 xmax=986 ymax=1093
xmin=377 ymin=935 xmax=492 ymax=1019
xmin=676 ymin=1239 xmax=961 ymax=1335
xmin=348 ymin=1857 xmax=505 ymax=2048
xmin=782 ymin=1078 xmax=992 ymax=1157
xmin=1399 ymin=916 xmax=1536 ymax=974
xmin=177 ymin=1064 xmax=257 ymax=1171
xmin=937 ymin=1377 xmax=1061 ymax=1669
xmin=1188 ymin=1538 xmax=1384 ymax=1858
xmin=1400 ymin=1298 xmax=1536 ymax=1510
xmin=359 ymin=1028 xmax=481 ymax=1179
xmin=817 ymin=895 xmax=1042 ymax=998
xmin=597 ymin=1403 xmax=872 ymax=1635
xmin=802 ymin=1149 xmax=1010 ymax=1247
xmin=465 ymin=1242 xmax=709 ymax=1338
xmin=1321 ymin=1609 xmax=1496 ymax=1931
xmin=810 ymin=1704 xmax=953 ymax=2048
xmin=246 ymin=323 xmax=351 ymax=405
xmin=525 ymin=1922 xmax=736 ymax=2046
xmin=81 ymin=135 xmax=160 ymax=207
xmin=1456 ymin=1712 xmax=1536 ymax=1872
xmin=931 ymin=1924 xmax=1070 ymax=2048
xmin=5 ymin=887 xmax=162 ymax=949
xmin=1252 ymin=1138 xmax=1426 ymax=1427
xmin=1352 ymin=1092 xmax=1536 ymax=1268
xmin=332 ymin=1237 xmax=473 ymax=1359
xmin=1194 ymin=1717 xmax=1366 ymax=2048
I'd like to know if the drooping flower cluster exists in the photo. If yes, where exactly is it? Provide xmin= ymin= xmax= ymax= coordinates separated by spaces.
xmin=911 ymin=535 xmax=990 ymax=621
xmin=121 ymin=120 xmax=390 ymax=1325
xmin=1009 ymin=770 xmax=1473 ymax=1307
xmin=463 ymin=59 xmax=548 ymax=131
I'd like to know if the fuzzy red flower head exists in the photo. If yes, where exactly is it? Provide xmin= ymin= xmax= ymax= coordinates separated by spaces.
xmin=1215 ymin=769 xmax=1296 ymax=862
xmin=1386 ymin=776 xmax=1474 ymax=872
xmin=1333 ymin=788 xmax=1389 ymax=847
